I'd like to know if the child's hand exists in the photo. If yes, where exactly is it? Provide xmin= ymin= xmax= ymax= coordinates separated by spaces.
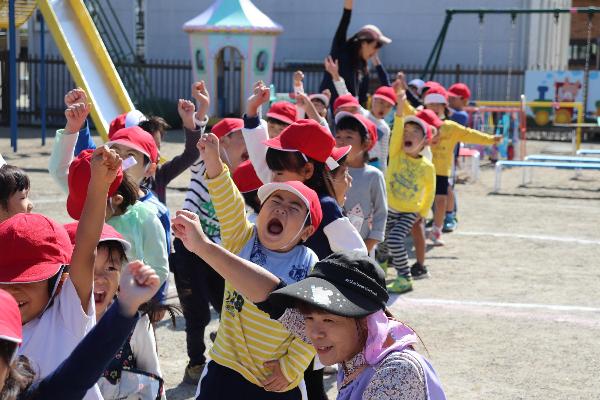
xmin=293 ymin=70 xmax=304 ymax=85
xmin=493 ymin=135 xmax=504 ymax=145
xmin=64 ymin=88 xmax=87 ymax=107
xmin=90 ymin=145 xmax=122 ymax=188
xmin=65 ymin=102 xmax=91 ymax=134
xmin=117 ymin=261 xmax=161 ymax=317
xmin=171 ymin=210 xmax=210 ymax=254
xmin=261 ymin=360 xmax=291 ymax=392
xmin=192 ymin=81 xmax=210 ymax=119
xmin=324 ymin=56 xmax=340 ymax=81
xmin=197 ymin=132 xmax=223 ymax=178
xmin=247 ymin=81 xmax=270 ymax=117
xmin=394 ymin=72 xmax=408 ymax=91
xmin=322 ymin=88 xmax=332 ymax=99
xmin=296 ymin=92 xmax=320 ymax=122
xmin=178 ymin=99 xmax=196 ymax=131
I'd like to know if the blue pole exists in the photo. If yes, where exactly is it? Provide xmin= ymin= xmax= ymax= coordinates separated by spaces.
xmin=39 ymin=11 xmax=46 ymax=146
xmin=8 ymin=0 xmax=17 ymax=152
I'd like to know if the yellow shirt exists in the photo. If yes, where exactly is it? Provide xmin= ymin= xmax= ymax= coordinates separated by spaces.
xmin=206 ymin=167 xmax=315 ymax=391
xmin=386 ymin=116 xmax=436 ymax=218
xmin=432 ymin=121 xmax=496 ymax=177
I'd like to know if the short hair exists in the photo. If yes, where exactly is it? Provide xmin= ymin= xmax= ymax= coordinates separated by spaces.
xmin=0 ymin=165 xmax=30 ymax=210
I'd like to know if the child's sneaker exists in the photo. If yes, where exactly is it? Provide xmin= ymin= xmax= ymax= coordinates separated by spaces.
xmin=379 ymin=259 xmax=389 ymax=275
xmin=443 ymin=214 xmax=457 ymax=233
xmin=386 ymin=275 xmax=413 ymax=294
xmin=410 ymin=262 xmax=430 ymax=280
xmin=428 ymin=226 xmax=445 ymax=246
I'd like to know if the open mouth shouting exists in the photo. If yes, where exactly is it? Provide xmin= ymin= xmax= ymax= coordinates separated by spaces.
xmin=404 ymin=140 xmax=414 ymax=148
xmin=94 ymin=290 xmax=107 ymax=305
xmin=267 ymin=217 xmax=284 ymax=236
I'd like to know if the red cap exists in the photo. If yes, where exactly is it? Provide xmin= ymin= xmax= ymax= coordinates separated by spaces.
xmin=257 ymin=181 xmax=322 ymax=233
xmin=63 ymin=222 xmax=131 ymax=253
xmin=448 ymin=83 xmax=471 ymax=100
xmin=267 ymin=102 xmax=296 ymax=125
xmin=372 ymin=86 xmax=397 ymax=106
xmin=263 ymin=119 xmax=337 ymax=167
xmin=212 ymin=118 xmax=244 ymax=139
xmin=0 ymin=213 xmax=72 ymax=283
xmin=107 ymin=126 xmax=159 ymax=164
xmin=67 ymin=149 xmax=123 ymax=221
xmin=416 ymin=109 xmax=444 ymax=129
xmin=404 ymin=116 xmax=433 ymax=142
xmin=423 ymin=81 xmax=443 ymax=91
xmin=423 ymin=85 xmax=448 ymax=105
xmin=0 ymin=289 xmax=22 ymax=351
xmin=334 ymin=111 xmax=378 ymax=151
xmin=108 ymin=110 xmax=147 ymax=139
xmin=331 ymin=145 xmax=352 ymax=163
xmin=232 ymin=160 xmax=263 ymax=194
xmin=333 ymin=94 xmax=360 ymax=113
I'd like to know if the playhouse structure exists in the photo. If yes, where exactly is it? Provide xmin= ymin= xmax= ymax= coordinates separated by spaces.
xmin=183 ymin=0 xmax=283 ymax=117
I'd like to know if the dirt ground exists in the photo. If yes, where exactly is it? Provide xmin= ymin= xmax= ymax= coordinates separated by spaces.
xmin=2 ymin=129 xmax=599 ymax=399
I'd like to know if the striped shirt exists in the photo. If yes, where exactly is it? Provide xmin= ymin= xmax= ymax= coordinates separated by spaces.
xmin=206 ymin=166 xmax=317 ymax=391
xmin=182 ymin=158 xmax=221 ymax=242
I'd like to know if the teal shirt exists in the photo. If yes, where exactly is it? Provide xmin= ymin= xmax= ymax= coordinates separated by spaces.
xmin=108 ymin=201 xmax=169 ymax=283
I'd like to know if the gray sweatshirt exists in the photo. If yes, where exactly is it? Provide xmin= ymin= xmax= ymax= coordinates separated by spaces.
xmin=344 ymin=165 xmax=388 ymax=242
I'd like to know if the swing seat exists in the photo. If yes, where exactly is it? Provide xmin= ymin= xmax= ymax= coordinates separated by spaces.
xmin=458 ymin=147 xmax=481 ymax=182
xmin=493 ymin=160 xmax=600 ymax=192
xmin=577 ymin=149 xmax=600 ymax=156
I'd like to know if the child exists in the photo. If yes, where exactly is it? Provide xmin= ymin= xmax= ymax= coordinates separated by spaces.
xmin=192 ymin=131 xmax=321 ymax=399
xmin=0 ymin=146 xmax=122 ymax=399
xmin=266 ymin=101 xmax=297 ymax=138
xmin=0 ymin=261 xmax=161 ymax=400
xmin=232 ymin=160 xmax=263 ymax=224
xmin=383 ymin=90 xmax=436 ymax=294
xmin=63 ymin=223 xmax=166 ymax=400
xmin=66 ymin=147 xmax=169 ymax=286
xmin=329 ymin=145 xmax=352 ymax=206
xmin=242 ymin=82 xmax=366 ymax=260
xmin=170 ymin=219 xmax=448 ymax=400
xmin=333 ymin=112 xmax=387 ymax=255
xmin=444 ymin=83 xmax=471 ymax=233
xmin=0 ymin=165 xmax=34 ymax=222
xmin=173 ymin=116 xmax=248 ymax=384
xmin=418 ymin=86 xmax=501 ymax=246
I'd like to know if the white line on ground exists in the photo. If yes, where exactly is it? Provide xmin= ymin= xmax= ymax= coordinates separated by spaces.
xmin=455 ymin=231 xmax=600 ymax=245
xmin=390 ymin=296 xmax=600 ymax=313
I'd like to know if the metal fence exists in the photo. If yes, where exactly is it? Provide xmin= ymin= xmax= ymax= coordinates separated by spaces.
xmin=0 ymin=52 xmax=525 ymax=127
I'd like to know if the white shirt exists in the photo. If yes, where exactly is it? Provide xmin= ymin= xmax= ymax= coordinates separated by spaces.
xmin=19 ymin=277 xmax=101 ymax=399
xmin=97 ymin=314 xmax=165 ymax=400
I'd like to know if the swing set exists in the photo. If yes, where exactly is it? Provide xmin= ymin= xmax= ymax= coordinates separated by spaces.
xmin=421 ymin=7 xmax=600 ymax=159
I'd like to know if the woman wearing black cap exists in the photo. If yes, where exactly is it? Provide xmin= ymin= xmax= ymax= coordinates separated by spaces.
xmin=172 ymin=212 xmax=447 ymax=400
xmin=319 ymin=0 xmax=392 ymax=108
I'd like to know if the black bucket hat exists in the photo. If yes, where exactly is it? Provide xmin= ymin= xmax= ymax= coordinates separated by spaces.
xmin=269 ymin=251 xmax=389 ymax=318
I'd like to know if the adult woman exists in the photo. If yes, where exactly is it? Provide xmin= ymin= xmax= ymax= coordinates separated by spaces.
xmin=319 ymin=0 xmax=392 ymax=106
xmin=172 ymin=211 xmax=447 ymax=400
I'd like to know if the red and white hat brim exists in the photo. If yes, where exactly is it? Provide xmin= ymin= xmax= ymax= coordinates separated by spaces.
xmin=99 ymin=236 xmax=131 ymax=253
xmin=266 ymin=112 xmax=295 ymax=125
xmin=404 ymin=116 xmax=430 ymax=139
xmin=257 ymin=182 xmax=310 ymax=210
xmin=423 ymin=93 xmax=448 ymax=105
xmin=107 ymin=140 xmax=152 ymax=162
xmin=335 ymin=111 xmax=369 ymax=134
xmin=372 ymin=93 xmax=396 ymax=106
xmin=309 ymin=94 xmax=330 ymax=107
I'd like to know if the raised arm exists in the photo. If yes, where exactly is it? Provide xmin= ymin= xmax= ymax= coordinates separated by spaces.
xmin=242 ymin=82 xmax=272 ymax=184
xmin=154 ymin=98 xmax=203 ymax=190
xmin=325 ymin=56 xmax=350 ymax=97
xmin=172 ymin=210 xmax=279 ymax=303
xmin=70 ymin=146 xmax=122 ymax=311
xmin=331 ymin=0 xmax=353 ymax=53
xmin=389 ymin=90 xmax=407 ymax=159
xmin=48 ymin=102 xmax=91 ymax=194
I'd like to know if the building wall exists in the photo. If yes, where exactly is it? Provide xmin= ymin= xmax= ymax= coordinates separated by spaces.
xmin=571 ymin=0 xmax=600 ymax=39
xmin=526 ymin=0 xmax=571 ymax=70
xmin=31 ymin=0 xmax=542 ymax=69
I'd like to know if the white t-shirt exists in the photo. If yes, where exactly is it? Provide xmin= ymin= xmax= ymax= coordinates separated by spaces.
xmin=19 ymin=277 xmax=101 ymax=399
xmin=97 ymin=314 xmax=166 ymax=400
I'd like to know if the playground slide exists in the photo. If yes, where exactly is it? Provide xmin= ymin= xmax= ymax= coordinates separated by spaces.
xmin=37 ymin=0 xmax=133 ymax=141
